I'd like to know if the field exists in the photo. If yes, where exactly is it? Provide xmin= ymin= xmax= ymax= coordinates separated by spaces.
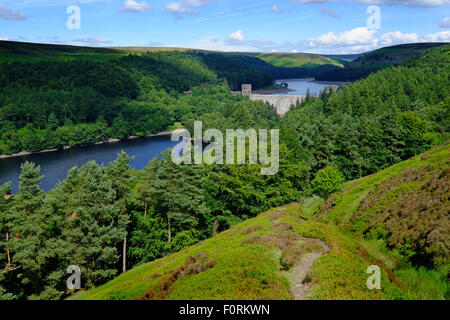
xmin=251 ymin=52 xmax=344 ymax=68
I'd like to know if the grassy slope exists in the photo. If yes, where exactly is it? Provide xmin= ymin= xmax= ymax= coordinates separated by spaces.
xmin=74 ymin=143 xmax=449 ymax=301
xmin=310 ymin=142 xmax=449 ymax=299
xmin=247 ymin=52 xmax=344 ymax=68
xmin=75 ymin=203 xmax=404 ymax=300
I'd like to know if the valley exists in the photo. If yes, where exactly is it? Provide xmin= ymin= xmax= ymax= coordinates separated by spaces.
xmin=0 ymin=40 xmax=448 ymax=301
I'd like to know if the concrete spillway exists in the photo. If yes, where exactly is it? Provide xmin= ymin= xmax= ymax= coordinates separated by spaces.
xmin=249 ymin=94 xmax=305 ymax=116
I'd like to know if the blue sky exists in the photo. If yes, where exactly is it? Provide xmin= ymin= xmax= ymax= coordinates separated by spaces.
xmin=0 ymin=0 xmax=449 ymax=53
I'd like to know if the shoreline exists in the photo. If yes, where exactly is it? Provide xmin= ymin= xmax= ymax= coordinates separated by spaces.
xmin=0 ymin=128 xmax=187 ymax=160
xmin=312 ymin=80 xmax=351 ymax=85
xmin=252 ymin=88 xmax=296 ymax=94
xmin=276 ymin=78 xmax=351 ymax=85
xmin=275 ymin=78 xmax=315 ymax=82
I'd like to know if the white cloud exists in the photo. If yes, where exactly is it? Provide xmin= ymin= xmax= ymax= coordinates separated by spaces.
xmin=291 ymin=0 xmax=449 ymax=6
xmin=423 ymin=30 xmax=450 ymax=41
xmin=190 ymin=35 xmax=254 ymax=51
xmin=356 ymin=0 xmax=449 ymax=7
xmin=291 ymin=49 xmax=299 ymax=52
xmin=0 ymin=4 xmax=27 ymax=20
xmin=272 ymin=5 xmax=282 ymax=12
xmin=120 ymin=0 xmax=152 ymax=12
xmin=307 ymin=27 xmax=450 ymax=53
xmin=436 ymin=17 xmax=450 ymax=28
xmin=308 ymin=27 xmax=378 ymax=48
xmin=164 ymin=2 xmax=196 ymax=16
xmin=72 ymin=36 xmax=113 ymax=46
xmin=229 ymin=29 xmax=245 ymax=42
xmin=163 ymin=0 xmax=211 ymax=18
xmin=380 ymin=31 xmax=419 ymax=45
xmin=0 ymin=35 xmax=10 ymax=41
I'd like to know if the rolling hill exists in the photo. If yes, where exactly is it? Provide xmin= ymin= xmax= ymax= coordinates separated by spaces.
xmin=0 ymin=40 xmax=125 ymax=63
xmin=74 ymin=142 xmax=449 ymax=300
xmin=0 ymin=41 xmax=342 ymax=67
xmin=316 ymin=42 xmax=448 ymax=82
xmin=246 ymin=52 xmax=345 ymax=68
xmin=0 ymin=40 xmax=345 ymax=69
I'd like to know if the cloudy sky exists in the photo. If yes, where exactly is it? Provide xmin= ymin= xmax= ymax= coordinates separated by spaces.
xmin=0 ymin=0 xmax=449 ymax=53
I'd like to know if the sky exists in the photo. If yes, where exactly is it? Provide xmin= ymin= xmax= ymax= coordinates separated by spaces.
xmin=0 ymin=0 xmax=449 ymax=54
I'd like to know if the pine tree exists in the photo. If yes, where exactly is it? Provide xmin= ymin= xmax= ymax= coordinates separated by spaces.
xmin=153 ymin=151 xmax=209 ymax=245
xmin=0 ymin=182 xmax=15 ymax=299
xmin=8 ymin=162 xmax=44 ymax=296
xmin=135 ymin=157 xmax=158 ymax=218
xmin=106 ymin=151 xmax=132 ymax=273
xmin=47 ymin=112 xmax=59 ymax=131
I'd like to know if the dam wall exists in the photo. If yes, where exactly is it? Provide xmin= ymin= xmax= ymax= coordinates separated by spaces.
xmin=249 ymin=94 xmax=305 ymax=116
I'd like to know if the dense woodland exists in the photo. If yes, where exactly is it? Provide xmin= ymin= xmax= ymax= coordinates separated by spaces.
xmin=195 ymin=52 xmax=342 ymax=89
xmin=315 ymin=42 xmax=447 ymax=82
xmin=0 ymin=52 xmax=219 ymax=154
xmin=0 ymin=45 xmax=449 ymax=299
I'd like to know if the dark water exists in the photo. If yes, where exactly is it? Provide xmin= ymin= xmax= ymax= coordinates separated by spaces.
xmin=0 ymin=135 xmax=180 ymax=193
xmin=275 ymin=80 xmax=343 ymax=96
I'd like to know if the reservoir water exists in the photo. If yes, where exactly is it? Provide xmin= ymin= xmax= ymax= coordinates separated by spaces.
xmin=0 ymin=79 xmax=345 ymax=193
xmin=0 ymin=135 xmax=180 ymax=193
xmin=275 ymin=79 xmax=343 ymax=96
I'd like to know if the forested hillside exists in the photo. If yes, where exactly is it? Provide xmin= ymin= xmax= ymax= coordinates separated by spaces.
xmin=75 ymin=143 xmax=449 ymax=300
xmin=0 ymin=44 xmax=448 ymax=300
xmin=195 ymin=52 xmax=343 ymax=84
xmin=0 ymin=51 xmax=241 ymax=155
xmin=316 ymin=42 xmax=447 ymax=82
xmin=2 ymin=44 xmax=341 ymax=155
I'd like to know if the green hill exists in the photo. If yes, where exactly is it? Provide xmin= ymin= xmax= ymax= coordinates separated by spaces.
xmin=0 ymin=40 xmax=345 ymax=72
xmin=0 ymin=40 xmax=125 ymax=63
xmin=75 ymin=143 xmax=449 ymax=300
xmin=351 ymin=42 xmax=447 ymax=69
xmin=316 ymin=42 xmax=448 ymax=82
xmin=248 ymin=52 xmax=344 ymax=68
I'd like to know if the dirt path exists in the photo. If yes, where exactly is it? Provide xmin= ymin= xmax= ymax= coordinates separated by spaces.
xmin=289 ymin=239 xmax=329 ymax=300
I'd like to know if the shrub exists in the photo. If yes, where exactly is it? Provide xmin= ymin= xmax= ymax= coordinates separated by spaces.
xmin=311 ymin=166 xmax=345 ymax=199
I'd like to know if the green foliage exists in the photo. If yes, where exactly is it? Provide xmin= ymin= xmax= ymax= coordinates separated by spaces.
xmin=316 ymin=42 xmax=447 ymax=82
xmin=311 ymin=166 xmax=345 ymax=199
xmin=0 ymin=154 xmax=132 ymax=299
xmin=282 ymin=45 xmax=450 ymax=180
xmin=0 ymin=51 xmax=221 ymax=155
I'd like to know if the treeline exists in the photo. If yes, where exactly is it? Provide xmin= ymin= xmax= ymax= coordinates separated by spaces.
xmin=194 ymin=52 xmax=274 ymax=91
xmin=195 ymin=52 xmax=343 ymax=86
xmin=315 ymin=42 xmax=447 ymax=82
xmin=280 ymin=45 xmax=449 ymax=180
xmin=315 ymin=67 xmax=379 ymax=82
xmin=0 ymin=51 xmax=243 ymax=155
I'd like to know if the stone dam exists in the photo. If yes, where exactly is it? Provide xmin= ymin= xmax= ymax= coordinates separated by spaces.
xmin=249 ymin=94 xmax=304 ymax=116
xmin=241 ymin=84 xmax=305 ymax=117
